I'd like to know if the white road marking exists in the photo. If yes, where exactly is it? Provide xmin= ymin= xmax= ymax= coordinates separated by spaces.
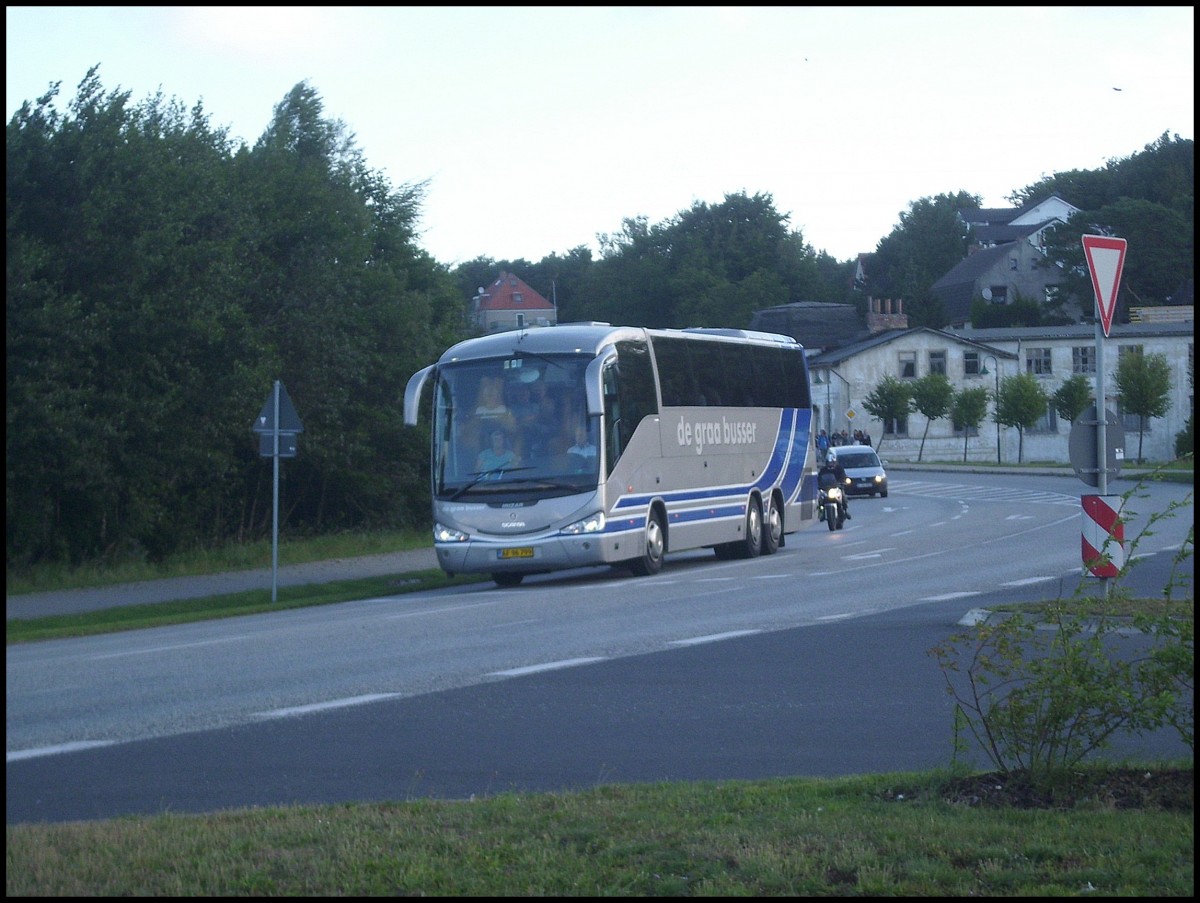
xmin=89 ymin=635 xmax=254 ymax=659
xmin=488 ymin=657 xmax=606 ymax=677
xmin=7 ymin=740 xmax=116 ymax=763
xmin=670 ymin=630 xmax=761 ymax=647
xmin=920 ymin=591 xmax=983 ymax=602
xmin=256 ymin=693 xmax=403 ymax=719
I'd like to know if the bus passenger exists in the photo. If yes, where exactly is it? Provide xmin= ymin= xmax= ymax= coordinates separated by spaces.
xmin=476 ymin=428 xmax=518 ymax=472
xmin=566 ymin=425 xmax=597 ymax=461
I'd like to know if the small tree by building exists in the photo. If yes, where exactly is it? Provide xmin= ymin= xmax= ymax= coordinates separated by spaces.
xmin=951 ymin=386 xmax=991 ymax=463
xmin=1051 ymin=374 xmax=1093 ymax=425
xmin=1114 ymin=350 xmax=1173 ymax=463
xmin=862 ymin=375 xmax=913 ymax=453
xmin=911 ymin=372 xmax=954 ymax=462
xmin=995 ymin=372 xmax=1049 ymax=464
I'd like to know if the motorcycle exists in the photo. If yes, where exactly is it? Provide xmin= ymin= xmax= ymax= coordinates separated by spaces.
xmin=818 ymin=471 xmax=847 ymax=531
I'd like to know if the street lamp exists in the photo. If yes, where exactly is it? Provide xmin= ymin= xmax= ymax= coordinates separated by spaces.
xmin=979 ymin=355 xmax=1000 ymax=464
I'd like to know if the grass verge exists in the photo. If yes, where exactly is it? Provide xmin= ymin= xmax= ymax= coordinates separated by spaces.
xmin=6 ymin=767 xmax=1193 ymax=896
xmin=5 ymin=529 xmax=435 ymax=596
xmin=6 ymin=568 xmax=491 ymax=644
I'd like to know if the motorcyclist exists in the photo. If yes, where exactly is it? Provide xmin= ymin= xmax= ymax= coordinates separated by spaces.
xmin=818 ymin=451 xmax=851 ymax=519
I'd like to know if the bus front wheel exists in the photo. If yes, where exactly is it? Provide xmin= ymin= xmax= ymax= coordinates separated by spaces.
xmin=629 ymin=510 xmax=665 ymax=576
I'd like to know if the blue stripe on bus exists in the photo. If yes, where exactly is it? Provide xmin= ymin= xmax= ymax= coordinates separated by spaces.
xmin=608 ymin=408 xmax=812 ymax=532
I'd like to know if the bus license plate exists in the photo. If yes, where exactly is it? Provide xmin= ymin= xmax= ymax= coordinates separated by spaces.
xmin=498 ymin=547 xmax=534 ymax=560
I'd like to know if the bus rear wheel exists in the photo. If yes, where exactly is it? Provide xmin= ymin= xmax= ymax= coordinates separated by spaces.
xmin=740 ymin=497 xmax=763 ymax=559
xmin=761 ymin=493 xmax=781 ymax=555
xmin=629 ymin=509 xmax=665 ymax=576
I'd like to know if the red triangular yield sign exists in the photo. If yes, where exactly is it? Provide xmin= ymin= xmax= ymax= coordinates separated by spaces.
xmin=1081 ymin=234 xmax=1127 ymax=337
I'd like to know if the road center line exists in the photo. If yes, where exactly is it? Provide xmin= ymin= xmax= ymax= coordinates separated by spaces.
xmin=489 ymin=657 xmax=607 ymax=677
xmin=670 ymin=629 xmax=761 ymax=647
xmin=256 ymin=693 xmax=403 ymax=719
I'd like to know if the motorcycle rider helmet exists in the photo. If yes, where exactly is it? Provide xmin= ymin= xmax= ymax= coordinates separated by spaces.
xmin=826 ymin=451 xmax=837 ymax=465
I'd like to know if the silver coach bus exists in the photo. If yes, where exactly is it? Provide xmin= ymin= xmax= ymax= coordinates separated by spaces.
xmin=403 ymin=324 xmax=818 ymax=586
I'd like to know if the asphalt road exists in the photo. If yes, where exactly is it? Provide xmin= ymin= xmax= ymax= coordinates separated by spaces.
xmin=6 ymin=465 xmax=1192 ymax=824
xmin=6 ymin=463 xmax=1175 ymax=621
xmin=7 ymin=571 xmax=1190 ymax=824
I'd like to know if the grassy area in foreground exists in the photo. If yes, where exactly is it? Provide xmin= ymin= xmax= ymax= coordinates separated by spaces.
xmin=6 ymin=768 xmax=1193 ymax=896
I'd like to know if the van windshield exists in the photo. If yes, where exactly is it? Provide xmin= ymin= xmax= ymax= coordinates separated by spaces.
xmin=836 ymin=451 xmax=879 ymax=469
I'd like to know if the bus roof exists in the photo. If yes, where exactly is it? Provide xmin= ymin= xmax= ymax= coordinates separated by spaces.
xmin=438 ymin=324 xmax=803 ymax=364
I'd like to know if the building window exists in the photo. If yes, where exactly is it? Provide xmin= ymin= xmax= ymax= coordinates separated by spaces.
xmin=1009 ymin=256 xmax=1019 ymax=271
xmin=899 ymin=351 xmax=916 ymax=379
xmin=513 ymin=292 xmax=524 ymax=303
xmin=1031 ymin=403 xmax=1058 ymax=434
xmin=953 ymin=420 xmax=979 ymax=438
xmin=1072 ymin=346 xmax=1095 ymax=374
xmin=989 ymin=286 xmax=1007 ymax=304
xmin=883 ymin=414 xmax=908 ymax=437
xmin=929 ymin=351 xmax=947 ymax=376
xmin=1118 ymin=400 xmax=1149 ymax=433
xmin=964 ymin=351 xmax=981 ymax=376
xmin=1119 ymin=344 xmax=1144 ymax=359
xmin=1026 ymin=347 xmax=1052 ymax=376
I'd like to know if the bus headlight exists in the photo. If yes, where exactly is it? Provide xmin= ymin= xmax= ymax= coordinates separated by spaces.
xmin=561 ymin=511 xmax=606 ymax=535
xmin=433 ymin=522 xmax=469 ymax=543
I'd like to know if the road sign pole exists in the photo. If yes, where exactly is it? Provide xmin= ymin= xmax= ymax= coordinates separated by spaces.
xmin=251 ymin=378 xmax=303 ymax=602
xmin=1094 ymin=324 xmax=1110 ymax=598
xmin=1081 ymin=234 xmax=1127 ymax=598
xmin=272 ymin=380 xmax=280 ymax=602
xmin=1095 ymin=322 xmax=1106 ymax=497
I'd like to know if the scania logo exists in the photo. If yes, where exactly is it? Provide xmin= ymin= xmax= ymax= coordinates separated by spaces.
xmin=501 ymin=520 xmax=525 ymax=528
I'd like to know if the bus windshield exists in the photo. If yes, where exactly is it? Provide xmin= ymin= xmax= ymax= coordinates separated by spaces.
xmin=433 ymin=353 xmax=600 ymax=499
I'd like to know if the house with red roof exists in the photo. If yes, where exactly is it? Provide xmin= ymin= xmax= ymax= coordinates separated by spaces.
xmin=471 ymin=272 xmax=557 ymax=333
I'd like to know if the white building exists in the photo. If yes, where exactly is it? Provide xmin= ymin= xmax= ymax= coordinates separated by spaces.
xmin=807 ymin=319 xmax=1193 ymax=465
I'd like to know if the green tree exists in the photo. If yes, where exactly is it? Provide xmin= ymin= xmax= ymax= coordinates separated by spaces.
xmin=864 ymin=192 xmax=977 ymax=327
xmin=994 ymin=372 xmax=1049 ymax=464
xmin=951 ymin=386 xmax=991 ymax=463
xmin=861 ymin=375 xmax=914 ymax=452
xmin=1021 ymin=134 xmax=1194 ymax=320
xmin=1051 ymin=374 xmax=1094 ymax=424
xmin=6 ymin=70 xmax=455 ymax=567
xmin=910 ymin=372 xmax=954 ymax=462
xmin=569 ymin=192 xmax=833 ymax=330
xmin=1114 ymin=350 xmax=1173 ymax=463
xmin=242 ymin=81 xmax=456 ymax=534
xmin=7 ymin=67 xmax=267 ymax=563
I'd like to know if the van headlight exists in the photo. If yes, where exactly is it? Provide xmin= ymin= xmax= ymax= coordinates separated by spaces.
xmin=433 ymin=522 xmax=469 ymax=543
xmin=561 ymin=511 xmax=606 ymax=535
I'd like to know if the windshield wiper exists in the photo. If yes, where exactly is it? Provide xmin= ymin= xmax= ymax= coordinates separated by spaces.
xmin=447 ymin=466 xmax=534 ymax=501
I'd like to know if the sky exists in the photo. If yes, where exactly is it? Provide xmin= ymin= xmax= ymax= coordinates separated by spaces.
xmin=6 ymin=7 xmax=1194 ymax=266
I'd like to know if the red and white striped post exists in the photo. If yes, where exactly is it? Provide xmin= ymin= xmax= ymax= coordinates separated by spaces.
xmin=1081 ymin=494 xmax=1125 ymax=578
